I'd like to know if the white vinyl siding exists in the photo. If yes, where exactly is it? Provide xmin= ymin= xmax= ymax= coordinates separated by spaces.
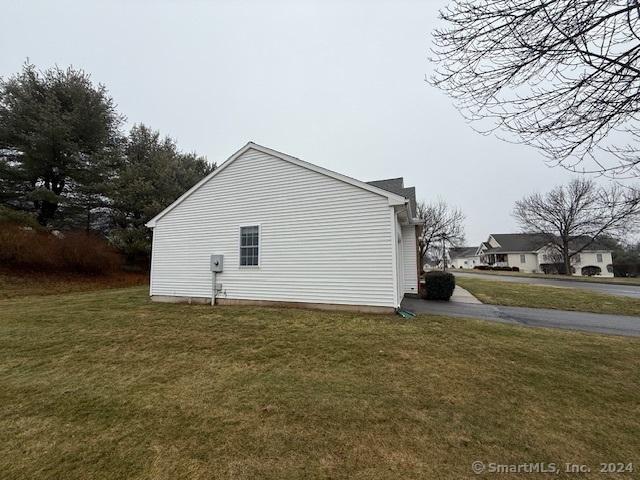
xmin=571 ymin=251 xmax=614 ymax=277
xmin=507 ymin=253 xmax=539 ymax=273
xmin=150 ymin=148 xmax=396 ymax=307
xmin=451 ymin=256 xmax=478 ymax=269
xmin=401 ymin=225 xmax=418 ymax=294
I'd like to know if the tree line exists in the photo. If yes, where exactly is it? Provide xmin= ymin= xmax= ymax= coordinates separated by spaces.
xmin=0 ymin=63 xmax=214 ymax=264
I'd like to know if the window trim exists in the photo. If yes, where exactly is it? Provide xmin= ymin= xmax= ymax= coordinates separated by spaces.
xmin=238 ymin=224 xmax=261 ymax=268
xmin=597 ymin=253 xmax=603 ymax=263
xmin=520 ymin=254 xmax=526 ymax=264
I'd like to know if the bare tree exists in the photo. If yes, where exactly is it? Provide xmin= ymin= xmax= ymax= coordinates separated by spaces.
xmin=416 ymin=200 xmax=465 ymax=270
xmin=431 ymin=0 xmax=640 ymax=177
xmin=513 ymin=178 xmax=640 ymax=274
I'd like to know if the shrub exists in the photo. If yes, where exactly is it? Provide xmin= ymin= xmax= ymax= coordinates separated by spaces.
xmin=581 ymin=265 xmax=602 ymax=277
xmin=0 ymin=206 xmax=41 ymax=230
xmin=59 ymin=231 xmax=122 ymax=274
xmin=421 ymin=271 xmax=455 ymax=301
xmin=0 ymin=224 xmax=121 ymax=275
xmin=473 ymin=265 xmax=520 ymax=272
xmin=613 ymin=263 xmax=640 ymax=277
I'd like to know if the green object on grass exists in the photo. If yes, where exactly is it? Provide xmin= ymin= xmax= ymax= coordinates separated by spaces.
xmin=395 ymin=308 xmax=416 ymax=318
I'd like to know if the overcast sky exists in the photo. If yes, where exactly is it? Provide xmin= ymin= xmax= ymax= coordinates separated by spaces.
xmin=1 ymin=0 xmax=583 ymax=245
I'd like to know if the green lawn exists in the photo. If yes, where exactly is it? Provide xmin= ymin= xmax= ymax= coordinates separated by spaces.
xmin=456 ymin=277 xmax=640 ymax=316
xmin=1 ymin=285 xmax=639 ymax=479
xmin=455 ymin=268 xmax=640 ymax=286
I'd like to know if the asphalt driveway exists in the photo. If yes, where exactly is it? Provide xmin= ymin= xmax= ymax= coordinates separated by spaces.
xmin=453 ymin=271 xmax=640 ymax=299
xmin=401 ymin=296 xmax=640 ymax=337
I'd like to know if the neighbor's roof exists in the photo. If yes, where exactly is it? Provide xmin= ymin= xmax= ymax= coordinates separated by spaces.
xmin=366 ymin=178 xmax=417 ymax=214
xmin=479 ymin=242 xmax=491 ymax=251
xmin=483 ymin=233 xmax=612 ymax=253
xmin=486 ymin=233 xmax=550 ymax=253
xmin=146 ymin=142 xmax=413 ymax=228
xmin=448 ymin=246 xmax=480 ymax=259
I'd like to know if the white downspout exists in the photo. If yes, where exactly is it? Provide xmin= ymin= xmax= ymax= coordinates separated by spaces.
xmin=390 ymin=207 xmax=399 ymax=309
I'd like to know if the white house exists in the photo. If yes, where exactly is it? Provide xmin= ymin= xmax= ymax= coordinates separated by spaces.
xmin=448 ymin=247 xmax=480 ymax=269
xmin=477 ymin=233 xmax=614 ymax=277
xmin=146 ymin=142 xmax=421 ymax=312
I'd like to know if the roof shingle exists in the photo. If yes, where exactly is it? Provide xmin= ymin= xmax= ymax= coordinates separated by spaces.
xmin=366 ymin=178 xmax=417 ymax=214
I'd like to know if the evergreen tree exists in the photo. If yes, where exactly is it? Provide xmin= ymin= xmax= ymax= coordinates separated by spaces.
xmin=0 ymin=63 xmax=122 ymax=226
xmin=110 ymin=124 xmax=214 ymax=264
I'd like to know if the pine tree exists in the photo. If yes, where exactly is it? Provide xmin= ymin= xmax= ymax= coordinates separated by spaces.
xmin=0 ymin=63 xmax=123 ymax=226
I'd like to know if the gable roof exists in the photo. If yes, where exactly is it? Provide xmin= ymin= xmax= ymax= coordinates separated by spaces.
xmin=448 ymin=246 xmax=480 ymax=259
xmin=484 ymin=233 xmax=612 ymax=253
xmin=366 ymin=178 xmax=417 ymax=215
xmin=488 ymin=233 xmax=550 ymax=252
xmin=146 ymin=142 xmax=410 ymax=228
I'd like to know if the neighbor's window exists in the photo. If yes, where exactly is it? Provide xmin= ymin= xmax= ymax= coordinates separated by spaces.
xmin=520 ymin=254 xmax=526 ymax=264
xmin=597 ymin=253 xmax=603 ymax=263
xmin=240 ymin=225 xmax=260 ymax=266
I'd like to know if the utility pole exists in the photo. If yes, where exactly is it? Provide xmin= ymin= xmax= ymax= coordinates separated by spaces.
xmin=442 ymin=238 xmax=447 ymax=271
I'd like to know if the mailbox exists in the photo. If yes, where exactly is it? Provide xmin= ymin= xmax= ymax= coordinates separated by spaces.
xmin=210 ymin=254 xmax=224 ymax=273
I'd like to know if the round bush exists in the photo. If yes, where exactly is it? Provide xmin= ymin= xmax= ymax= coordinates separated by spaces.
xmin=421 ymin=271 xmax=456 ymax=301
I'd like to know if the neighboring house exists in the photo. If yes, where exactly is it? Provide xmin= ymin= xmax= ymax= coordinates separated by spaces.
xmin=477 ymin=233 xmax=614 ymax=277
xmin=146 ymin=142 xmax=421 ymax=312
xmin=448 ymin=246 xmax=480 ymax=269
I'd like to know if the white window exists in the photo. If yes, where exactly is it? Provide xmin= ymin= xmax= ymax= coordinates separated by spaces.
xmin=574 ymin=254 xmax=581 ymax=263
xmin=520 ymin=254 xmax=526 ymax=264
xmin=597 ymin=253 xmax=603 ymax=263
xmin=239 ymin=225 xmax=260 ymax=267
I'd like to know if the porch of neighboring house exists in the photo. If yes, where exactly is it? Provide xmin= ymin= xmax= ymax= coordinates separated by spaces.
xmin=481 ymin=253 xmax=509 ymax=267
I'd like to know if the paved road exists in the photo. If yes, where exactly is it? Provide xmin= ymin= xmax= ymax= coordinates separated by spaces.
xmin=402 ymin=297 xmax=640 ymax=337
xmin=453 ymin=271 xmax=640 ymax=299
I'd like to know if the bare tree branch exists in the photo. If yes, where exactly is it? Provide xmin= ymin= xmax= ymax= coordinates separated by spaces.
xmin=431 ymin=0 xmax=640 ymax=178
xmin=416 ymin=200 xmax=466 ymax=269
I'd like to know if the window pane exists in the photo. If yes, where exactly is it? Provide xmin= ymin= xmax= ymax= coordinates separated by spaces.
xmin=240 ymin=246 xmax=258 ymax=266
xmin=239 ymin=226 xmax=259 ymax=266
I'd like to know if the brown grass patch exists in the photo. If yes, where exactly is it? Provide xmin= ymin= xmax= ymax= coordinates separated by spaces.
xmin=0 ymin=268 xmax=148 ymax=299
